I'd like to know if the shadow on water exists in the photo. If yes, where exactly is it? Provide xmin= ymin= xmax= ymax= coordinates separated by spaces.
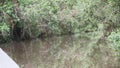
xmin=0 ymin=35 xmax=120 ymax=68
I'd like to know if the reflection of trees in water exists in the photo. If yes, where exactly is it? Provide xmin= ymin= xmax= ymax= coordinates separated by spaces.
xmin=0 ymin=36 xmax=119 ymax=68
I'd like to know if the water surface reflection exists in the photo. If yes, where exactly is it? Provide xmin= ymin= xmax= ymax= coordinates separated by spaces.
xmin=0 ymin=35 xmax=119 ymax=68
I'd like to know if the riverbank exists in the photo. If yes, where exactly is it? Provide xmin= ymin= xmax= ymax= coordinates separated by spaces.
xmin=0 ymin=0 xmax=119 ymax=43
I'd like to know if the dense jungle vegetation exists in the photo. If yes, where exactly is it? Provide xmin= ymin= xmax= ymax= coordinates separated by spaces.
xmin=0 ymin=0 xmax=120 ymax=57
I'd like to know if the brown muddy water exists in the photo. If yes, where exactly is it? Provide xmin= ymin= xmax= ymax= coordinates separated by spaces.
xmin=0 ymin=35 xmax=120 ymax=68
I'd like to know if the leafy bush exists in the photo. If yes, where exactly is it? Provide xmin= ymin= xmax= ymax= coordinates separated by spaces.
xmin=0 ymin=1 xmax=13 ymax=42
xmin=108 ymin=30 xmax=120 ymax=56
xmin=0 ymin=0 xmax=120 ymax=42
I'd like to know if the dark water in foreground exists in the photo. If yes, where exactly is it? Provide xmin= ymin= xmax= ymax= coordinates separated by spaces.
xmin=0 ymin=35 xmax=120 ymax=68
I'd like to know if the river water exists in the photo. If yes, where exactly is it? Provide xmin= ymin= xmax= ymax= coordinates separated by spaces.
xmin=0 ymin=35 xmax=119 ymax=68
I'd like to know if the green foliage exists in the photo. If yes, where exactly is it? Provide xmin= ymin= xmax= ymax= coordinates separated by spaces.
xmin=0 ymin=23 xmax=10 ymax=32
xmin=0 ymin=23 xmax=10 ymax=43
xmin=0 ymin=0 xmax=120 ymax=42
xmin=15 ymin=0 xmax=120 ymax=37
xmin=108 ymin=30 xmax=120 ymax=56
xmin=0 ymin=0 xmax=19 ymax=42
xmin=20 ymin=0 xmax=79 ymax=35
